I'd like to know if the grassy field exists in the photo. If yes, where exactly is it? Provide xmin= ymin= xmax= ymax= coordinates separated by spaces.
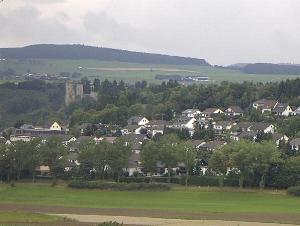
xmin=0 ymin=211 xmax=67 ymax=223
xmin=1 ymin=59 xmax=300 ymax=83
xmin=0 ymin=183 xmax=299 ymax=214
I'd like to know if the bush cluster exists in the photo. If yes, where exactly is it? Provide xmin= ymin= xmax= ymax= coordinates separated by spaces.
xmin=68 ymin=180 xmax=171 ymax=191
xmin=287 ymin=186 xmax=300 ymax=197
xmin=98 ymin=222 xmax=123 ymax=226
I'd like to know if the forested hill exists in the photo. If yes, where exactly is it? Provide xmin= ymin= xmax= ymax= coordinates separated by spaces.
xmin=0 ymin=44 xmax=210 ymax=66
xmin=241 ymin=63 xmax=300 ymax=75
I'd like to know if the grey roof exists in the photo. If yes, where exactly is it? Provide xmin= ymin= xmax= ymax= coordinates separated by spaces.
xmin=293 ymin=107 xmax=300 ymax=114
xmin=272 ymin=103 xmax=289 ymax=113
xmin=201 ymin=140 xmax=226 ymax=150
xmin=123 ymin=134 xmax=147 ymax=143
xmin=127 ymin=116 xmax=145 ymax=125
xmin=147 ymin=120 xmax=168 ymax=127
xmin=174 ymin=116 xmax=193 ymax=124
xmin=20 ymin=124 xmax=34 ymax=129
xmin=123 ymin=125 xmax=141 ymax=131
xmin=226 ymin=106 xmax=244 ymax=113
xmin=68 ymin=152 xmax=79 ymax=161
xmin=272 ymin=133 xmax=285 ymax=141
xmin=235 ymin=122 xmax=253 ymax=130
xmin=254 ymin=99 xmax=277 ymax=109
xmin=187 ymin=139 xmax=205 ymax=147
xmin=182 ymin=109 xmax=200 ymax=114
xmin=149 ymin=125 xmax=165 ymax=131
xmin=214 ymin=121 xmax=233 ymax=128
xmin=76 ymin=136 xmax=93 ymax=143
xmin=237 ymin=131 xmax=257 ymax=139
xmin=203 ymin=108 xmax=220 ymax=114
xmin=290 ymin=138 xmax=300 ymax=146
xmin=103 ymin=137 xmax=117 ymax=143
xmin=250 ymin=123 xmax=273 ymax=132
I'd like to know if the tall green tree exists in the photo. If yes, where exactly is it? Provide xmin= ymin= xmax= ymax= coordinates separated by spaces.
xmin=158 ymin=134 xmax=180 ymax=183
xmin=40 ymin=137 xmax=67 ymax=182
xmin=141 ymin=140 xmax=161 ymax=182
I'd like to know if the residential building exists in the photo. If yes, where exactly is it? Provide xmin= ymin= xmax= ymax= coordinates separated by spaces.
xmin=127 ymin=116 xmax=149 ymax=126
xmin=253 ymin=99 xmax=278 ymax=113
xmin=181 ymin=109 xmax=201 ymax=118
xmin=272 ymin=103 xmax=293 ymax=116
xmin=225 ymin=106 xmax=244 ymax=117
xmin=201 ymin=108 xmax=223 ymax=118
xmin=292 ymin=107 xmax=300 ymax=116
xmin=290 ymin=138 xmax=300 ymax=151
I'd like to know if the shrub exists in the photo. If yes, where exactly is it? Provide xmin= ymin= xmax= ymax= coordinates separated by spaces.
xmin=68 ymin=180 xmax=171 ymax=191
xmin=287 ymin=186 xmax=300 ymax=197
xmin=183 ymin=176 xmax=219 ymax=186
xmin=98 ymin=222 xmax=123 ymax=226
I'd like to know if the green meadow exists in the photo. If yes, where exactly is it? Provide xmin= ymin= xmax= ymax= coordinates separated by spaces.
xmin=0 ymin=183 xmax=299 ymax=214
xmin=1 ymin=59 xmax=300 ymax=83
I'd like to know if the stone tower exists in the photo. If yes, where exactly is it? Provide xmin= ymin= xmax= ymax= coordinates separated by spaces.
xmin=65 ymin=81 xmax=84 ymax=106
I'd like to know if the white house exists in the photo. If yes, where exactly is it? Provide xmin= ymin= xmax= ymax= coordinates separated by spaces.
xmin=121 ymin=125 xmax=144 ymax=135
xmin=253 ymin=99 xmax=278 ymax=113
xmin=127 ymin=116 xmax=149 ymax=126
xmin=272 ymin=103 xmax=293 ymax=116
xmin=181 ymin=109 xmax=201 ymax=118
xmin=50 ymin=122 xmax=62 ymax=131
xmin=292 ymin=107 xmax=300 ymax=116
xmin=171 ymin=116 xmax=196 ymax=135
xmin=290 ymin=138 xmax=300 ymax=151
xmin=225 ymin=106 xmax=244 ymax=117
xmin=201 ymin=108 xmax=223 ymax=118
xmin=272 ymin=133 xmax=289 ymax=147
xmin=213 ymin=121 xmax=235 ymax=135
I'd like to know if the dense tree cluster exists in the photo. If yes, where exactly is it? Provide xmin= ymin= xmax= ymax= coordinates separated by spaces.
xmin=68 ymin=78 xmax=300 ymax=131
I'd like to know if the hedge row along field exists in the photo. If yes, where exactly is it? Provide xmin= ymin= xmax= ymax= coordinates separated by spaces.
xmin=68 ymin=180 xmax=171 ymax=191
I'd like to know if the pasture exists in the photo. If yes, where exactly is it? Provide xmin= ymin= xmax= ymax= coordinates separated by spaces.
xmin=0 ymin=183 xmax=300 ymax=224
xmin=1 ymin=59 xmax=300 ymax=83
xmin=0 ymin=183 xmax=299 ymax=214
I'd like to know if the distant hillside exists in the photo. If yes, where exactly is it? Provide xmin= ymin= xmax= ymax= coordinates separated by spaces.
xmin=242 ymin=63 xmax=300 ymax=75
xmin=0 ymin=44 xmax=210 ymax=66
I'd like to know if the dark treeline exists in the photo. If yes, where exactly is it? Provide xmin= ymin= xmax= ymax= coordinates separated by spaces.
xmin=0 ymin=44 xmax=210 ymax=66
xmin=0 ymin=80 xmax=65 ymax=127
xmin=242 ymin=63 xmax=300 ymax=75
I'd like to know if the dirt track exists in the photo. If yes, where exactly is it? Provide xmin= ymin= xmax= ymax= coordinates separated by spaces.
xmin=0 ymin=203 xmax=300 ymax=225
xmin=52 ymin=214 xmax=300 ymax=226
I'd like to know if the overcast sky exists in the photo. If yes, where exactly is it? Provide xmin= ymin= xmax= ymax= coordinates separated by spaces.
xmin=0 ymin=0 xmax=299 ymax=65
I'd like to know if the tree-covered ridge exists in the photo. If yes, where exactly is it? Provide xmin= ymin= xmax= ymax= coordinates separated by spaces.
xmin=241 ymin=63 xmax=300 ymax=75
xmin=0 ymin=80 xmax=65 ymax=128
xmin=0 ymin=44 xmax=210 ymax=66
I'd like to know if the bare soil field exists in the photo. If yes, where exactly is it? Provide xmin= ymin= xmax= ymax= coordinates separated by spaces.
xmin=0 ymin=204 xmax=300 ymax=225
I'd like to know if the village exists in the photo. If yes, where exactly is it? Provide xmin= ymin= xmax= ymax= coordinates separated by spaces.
xmin=1 ymin=97 xmax=299 ymax=178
